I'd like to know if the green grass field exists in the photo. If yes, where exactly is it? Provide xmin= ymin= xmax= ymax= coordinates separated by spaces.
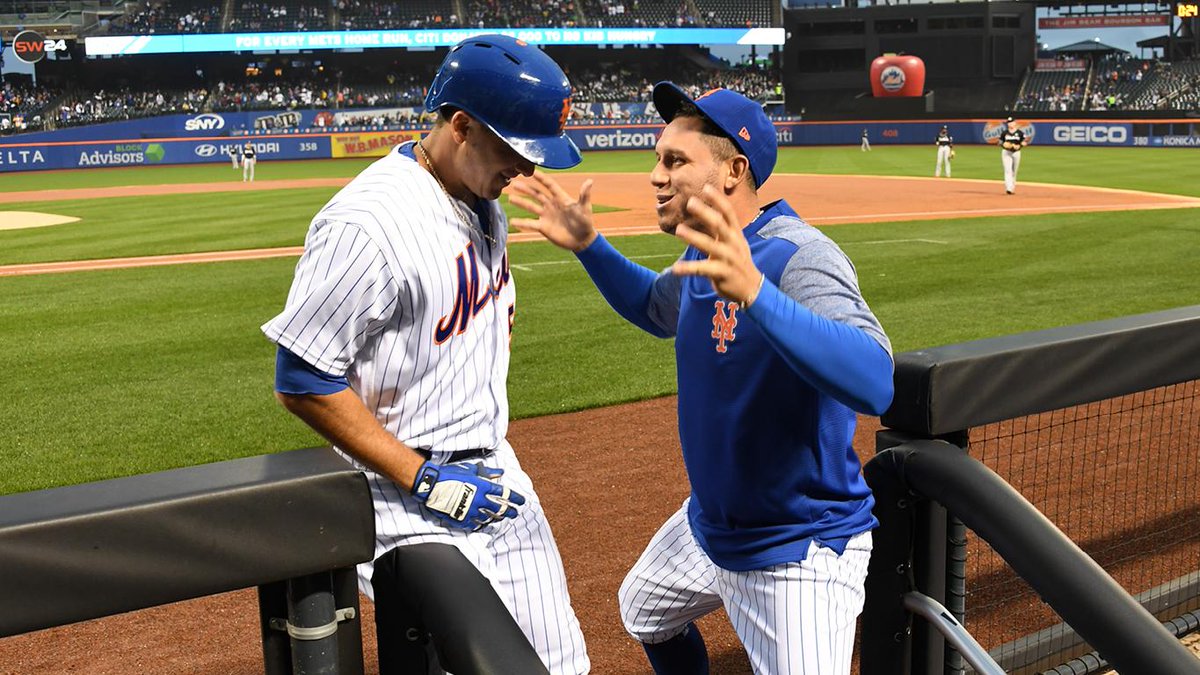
xmin=1 ymin=145 xmax=1198 ymax=493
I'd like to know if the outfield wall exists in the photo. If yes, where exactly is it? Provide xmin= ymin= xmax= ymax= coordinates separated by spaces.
xmin=2 ymin=115 xmax=1196 ymax=173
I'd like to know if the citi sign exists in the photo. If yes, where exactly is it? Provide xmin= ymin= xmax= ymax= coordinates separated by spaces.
xmin=1052 ymin=125 xmax=1128 ymax=144
xmin=184 ymin=114 xmax=226 ymax=132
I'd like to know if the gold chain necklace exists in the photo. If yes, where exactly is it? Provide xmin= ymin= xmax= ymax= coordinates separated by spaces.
xmin=415 ymin=141 xmax=497 ymax=246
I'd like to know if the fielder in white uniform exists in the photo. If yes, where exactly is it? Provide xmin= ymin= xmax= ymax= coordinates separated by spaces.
xmin=860 ymin=128 xmax=871 ymax=152
xmin=999 ymin=116 xmax=1028 ymax=194
xmin=935 ymin=125 xmax=953 ymax=178
xmin=511 ymin=83 xmax=893 ymax=675
xmin=262 ymin=35 xmax=589 ymax=674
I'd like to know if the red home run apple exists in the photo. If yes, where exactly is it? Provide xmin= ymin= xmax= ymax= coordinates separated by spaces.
xmin=869 ymin=54 xmax=925 ymax=97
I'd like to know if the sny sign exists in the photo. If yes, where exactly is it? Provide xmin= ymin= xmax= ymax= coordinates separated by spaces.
xmin=12 ymin=30 xmax=67 ymax=64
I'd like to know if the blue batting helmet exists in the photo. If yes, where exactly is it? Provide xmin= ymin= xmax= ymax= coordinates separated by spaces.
xmin=424 ymin=34 xmax=581 ymax=169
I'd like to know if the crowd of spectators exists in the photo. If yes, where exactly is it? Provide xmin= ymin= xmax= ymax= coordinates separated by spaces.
xmin=569 ymin=61 xmax=779 ymax=106
xmin=120 ymin=1 xmax=222 ymax=33
xmin=103 ymin=0 xmax=779 ymax=32
xmin=207 ymin=72 xmax=428 ymax=111
xmin=55 ymin=88 xmax=208 ymax=127
xmin=1013 ymin=71 xmax=1087 ymax=112
xmin=578 ymin=0 xmax=699 ymax=28
xmin=337 ymin=0 xmax=460 ymax=29
xmin=1013 ymin=54 xmax=1200 ymax=112
xmin=227 ymin=2 xmax=327 ymax=32
xmin=1135 ymin=59 xmax=1200 ymax=110
xmin=504 ymin=0 xmax=579 ymax=29
xmin=0 ymin=82 xmax=56 ymax=133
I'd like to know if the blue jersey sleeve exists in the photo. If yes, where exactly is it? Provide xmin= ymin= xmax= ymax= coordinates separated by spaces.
xmin=743 ymin=280 xmax=893 ymax=415
xmin=275 ymin=345 xmax=350 ymax=395
xmin=574 ymin=234 xmax=679 ymax=338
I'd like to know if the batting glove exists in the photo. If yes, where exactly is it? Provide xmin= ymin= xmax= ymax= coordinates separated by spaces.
xmin=411 ymin=461 xmax=526 ymax=531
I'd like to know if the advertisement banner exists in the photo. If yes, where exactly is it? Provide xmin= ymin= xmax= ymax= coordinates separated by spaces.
xmin=982 ymin=119 xmax=1037 ymax=145
xmin=0 ymin=136 xmax=331 ymax=173
xmin=0 ymin=146 xmax=50 ymax=171
xmin=1039 ymin=15 xmax=1169 ymax=29
xmin=1035 ymin=58 xmax=1087 ymax=71
xmin=1143 ymin=135 xmax=1200 ymax=147
xmin=330 ymin=131 xmax=423 ymax=158
xmin=86 ymin=27 xmax=786 ymax=56
xmin=185 ymin=136 xmax=331 ymax=164
xmin=568 ymin=126 xmax=660 ymax=151
xmin=1044 ymin=123 xmax=1131 ymax=146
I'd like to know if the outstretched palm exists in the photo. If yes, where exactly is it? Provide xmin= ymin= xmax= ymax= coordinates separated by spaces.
xmin=508 ymin=172 xmax=597 ymax=252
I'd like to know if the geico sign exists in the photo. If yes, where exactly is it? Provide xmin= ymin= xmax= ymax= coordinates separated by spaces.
xmin=1052 ymin=126 xmax=1127 ymax=144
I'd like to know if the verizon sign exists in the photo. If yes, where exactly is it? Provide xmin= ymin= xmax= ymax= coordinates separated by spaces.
xmin=1039 ymin=15 xmax=1169 ymax=28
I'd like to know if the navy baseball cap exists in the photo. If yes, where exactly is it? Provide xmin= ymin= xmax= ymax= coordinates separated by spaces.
xmin=652 ymin=81 xmax=777 ymax=188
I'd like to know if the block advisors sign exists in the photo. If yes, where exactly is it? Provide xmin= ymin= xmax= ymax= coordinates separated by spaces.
xmin=1039 ymin=15 xmax=1169 ymax=29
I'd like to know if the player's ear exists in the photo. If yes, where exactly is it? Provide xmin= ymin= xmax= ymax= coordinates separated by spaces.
xmin=724 ymin=155 xmax=751 ymax=191
xmin=449 ymin=110 xmax=473 ymax=144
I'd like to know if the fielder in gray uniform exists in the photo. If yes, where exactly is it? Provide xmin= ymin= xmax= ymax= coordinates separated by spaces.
xmin=999 ymin=116 xmax=1028 ymax=194
xmin=935 ymin=125 xmax=954 ymax=177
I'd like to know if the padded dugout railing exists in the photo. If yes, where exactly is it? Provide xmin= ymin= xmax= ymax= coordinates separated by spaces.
xmin=861 ymin=305 xmax=1200 ymax=674
xmin=0 ymin=447 xmax=375 ymax=674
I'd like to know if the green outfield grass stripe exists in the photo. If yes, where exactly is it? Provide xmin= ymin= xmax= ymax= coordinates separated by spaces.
xmin=4 ymin=205 xmax=1199 ymax=492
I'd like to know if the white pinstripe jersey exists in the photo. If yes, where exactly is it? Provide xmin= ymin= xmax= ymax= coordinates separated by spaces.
xmin=262 ymin=141 xmax=515 ymax=459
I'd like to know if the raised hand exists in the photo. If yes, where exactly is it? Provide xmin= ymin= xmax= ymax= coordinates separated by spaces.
xmin=508 ymin=172 xmax=598 ymax=252
xmin=671 ymin=184 xmax=765 ymax=308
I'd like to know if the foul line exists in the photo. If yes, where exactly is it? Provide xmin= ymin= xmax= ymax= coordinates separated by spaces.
xmin=0 ymin=247 xmax=305 ymax=277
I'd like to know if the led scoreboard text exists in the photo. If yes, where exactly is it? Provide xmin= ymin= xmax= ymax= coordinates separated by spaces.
xmin=1179 ymin=1 xmax=1199 ymax=17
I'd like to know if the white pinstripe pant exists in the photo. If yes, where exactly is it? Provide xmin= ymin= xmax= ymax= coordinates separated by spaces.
xmin=619 ymin=500 xmax=872 ymax=675
xmin=355 ymin=443 xmax=591 ymax=675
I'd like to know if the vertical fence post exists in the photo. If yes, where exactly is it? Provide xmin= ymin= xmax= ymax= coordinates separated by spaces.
xmin=260 ymin=580 xmax=292 ymax=675
xmin=333 ymin=566 xmax=365 ymax=675
xmin=287 ymin=571 xmax=341 ymax=675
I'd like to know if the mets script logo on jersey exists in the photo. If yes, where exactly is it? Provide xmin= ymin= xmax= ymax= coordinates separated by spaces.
xmin=435 ymin=243 xmax=511 ymax=344
xmin=711 ymin=300 xmax=740 ymax=353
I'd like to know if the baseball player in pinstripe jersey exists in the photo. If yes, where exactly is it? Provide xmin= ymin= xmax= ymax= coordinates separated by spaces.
xmin=262 ymin=35 xmax=589 ymax=674
xmin=511 ymin=83 xmax=893 ymax=674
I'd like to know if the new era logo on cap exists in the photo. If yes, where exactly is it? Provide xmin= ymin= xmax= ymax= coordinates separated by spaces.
xmin=653 ymin=81 xmax=777 ymax=188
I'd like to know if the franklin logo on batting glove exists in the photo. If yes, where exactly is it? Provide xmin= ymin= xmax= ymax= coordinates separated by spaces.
xmin=411 ymin=461 xmax=526 ymax=530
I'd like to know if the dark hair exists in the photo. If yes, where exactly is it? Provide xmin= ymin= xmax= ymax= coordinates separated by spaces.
xmin=436 ymin=105 xmax=463 ymax=124
xmin=673 ymin=101 xmax=738 ymax=163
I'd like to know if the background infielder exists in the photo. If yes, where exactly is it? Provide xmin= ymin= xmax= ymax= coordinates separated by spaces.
xmin=935 ymin=125 xmax=954 ymax=177
xmin=999 ymin=115 xmax=1028 ymax=194
xmin=511 ymin=83 xmax=894 ymax=674
xmin=241 ymin=140 xmax=256 ymax=182
xmin=262 ymin=34 xmax=589 ymax=674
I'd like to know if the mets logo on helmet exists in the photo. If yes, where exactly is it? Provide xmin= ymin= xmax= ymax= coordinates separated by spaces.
xmin=558 ymin=97 xmax=571 ymax=134
xmin=711 ymin=300 xmax=740 ymax=353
